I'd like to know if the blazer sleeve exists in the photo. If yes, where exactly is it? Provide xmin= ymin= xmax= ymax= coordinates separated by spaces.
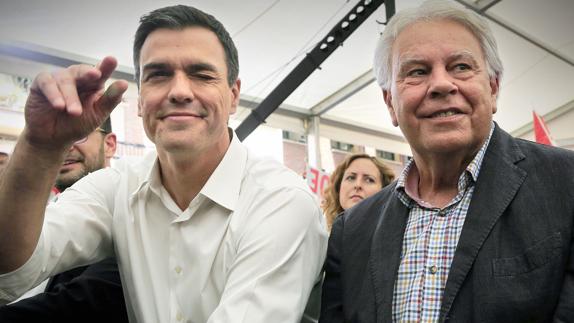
xmin=320 ymin=213 xmax=345 ymax=323
xmin=0 ymin=258 xmax=128 ymax=323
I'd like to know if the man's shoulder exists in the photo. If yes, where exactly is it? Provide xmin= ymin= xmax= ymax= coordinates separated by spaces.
xmin=233 ymin=153 xmax=322 ymax=224
xmin=492 ymin=126 xmax=574 ymax=164
xmin=507 ymin=135 xmax=574 ymax=171
xmin=516 ymin=137 xmax=574 ymax=158
xmin=242 ymin=153 xmax=312 ymax=196
xmin=230 ymin=152 xmax=326 ymax=241
xmin=486 ymin=131 xmax=574 ymax=193
xmin=348 ymin=183 xmax=395 ymax=215
xmin=342 ymin=182 xmax=397 ymax=233
xmin=111 ymin=152 xmax=156 ymax=175
xmin=107 ymin=151 xmax=157 ymax=186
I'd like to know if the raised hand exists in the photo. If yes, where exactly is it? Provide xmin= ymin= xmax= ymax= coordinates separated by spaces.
xmin=23 ymin=56 xmax=128 ymax=149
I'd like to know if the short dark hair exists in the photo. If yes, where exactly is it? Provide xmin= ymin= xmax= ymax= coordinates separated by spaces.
xmin=133 ymin=5 xmax=239 ymax=86
xmin=100 ymin=117 xmax=112 ymax=133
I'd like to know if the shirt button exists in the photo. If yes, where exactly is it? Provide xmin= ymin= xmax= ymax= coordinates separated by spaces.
xmin=438 ymin=210 xmax=446 ymax=217
xmin=174 ymin=266 xmax=182 ymax=274
xmin=176 ymin=312 xmax=183 ymax=321
xmin=429 ymin=265 xmax=438 ymax=274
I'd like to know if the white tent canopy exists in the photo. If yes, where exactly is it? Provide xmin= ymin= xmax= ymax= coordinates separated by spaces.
xmin=1 ymin=0 xmax=573 ymax=154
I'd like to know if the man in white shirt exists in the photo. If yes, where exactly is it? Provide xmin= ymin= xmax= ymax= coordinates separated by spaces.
xmin=0 ymin=5 xmax=327 ymax=323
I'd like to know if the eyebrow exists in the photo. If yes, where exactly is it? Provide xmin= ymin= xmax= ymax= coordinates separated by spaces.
xmin=141 ymin=62 xmax=170 ymax=73
xmin=186 ymin=62 xmax=219 ymax=74
xmin=398 ymin=50 xmax=479 ymax=69
xmin=395 ymin=55 xmax=426 ymax=73
xmin=141 ymin=62 xmax=219 ymax=74
xmin=448 ymin=50 xmax=480 ymax=66
xmin=397 ymin=50 xmax=478 ymax=73
xmin=344 ymin=171 xmax=376 ymax=177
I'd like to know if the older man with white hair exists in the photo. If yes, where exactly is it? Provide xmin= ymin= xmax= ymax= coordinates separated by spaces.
xmin=320 ymin=0 xmax=574 ymax=322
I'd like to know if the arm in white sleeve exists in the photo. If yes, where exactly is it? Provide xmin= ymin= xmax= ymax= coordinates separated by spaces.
xmin=0 ymin=168 xmax=118 ymax=303
xmin=208 ymin=187 xmax=328 ymax=323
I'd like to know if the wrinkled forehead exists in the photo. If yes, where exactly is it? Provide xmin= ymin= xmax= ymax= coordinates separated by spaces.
xmin=391 ymin=19 xmax=484 ymax=66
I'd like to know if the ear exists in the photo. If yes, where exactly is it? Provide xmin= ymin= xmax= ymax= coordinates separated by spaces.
xmin=229 ymin=78 xmax=241 ymax=115
xmin=103 ymin=133 xmax=117 ymax=166
xmin=489 ymin=76 xmax=500 ymax=114
xmin=383 ymin=89 xmax=399 ymax=127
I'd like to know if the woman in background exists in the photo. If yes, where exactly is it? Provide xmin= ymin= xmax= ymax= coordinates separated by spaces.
xmin=323 ymin=153 xmax=395 ymax=231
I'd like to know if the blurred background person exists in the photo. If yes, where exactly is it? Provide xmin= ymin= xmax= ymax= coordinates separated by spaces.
xmin=0 ymin=117 xmax=127 ymax=323
xmin=52 ymin=117 xmax=116 ymax=196
xmin=323 ymin=153 xmax=395 ymax=231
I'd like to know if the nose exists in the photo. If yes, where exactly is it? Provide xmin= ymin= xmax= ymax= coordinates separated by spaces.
xmin=168 ymin=72 xmax=194 ymax=105
xmin=428 ymin=68 xmax=458 ymax=99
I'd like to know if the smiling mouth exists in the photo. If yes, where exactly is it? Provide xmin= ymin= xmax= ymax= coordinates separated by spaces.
xmin=162 ymin=114 xmax=202 ymax=119
xmin=62 ymin=159 xmax=80 ymax=166
xmin=160 ymin=109 xmax=208 ymax=119
xmin=62 ymin=160 xmax=79 ymax=167
xmin=428 ymin=110 xmax=462 ymax=118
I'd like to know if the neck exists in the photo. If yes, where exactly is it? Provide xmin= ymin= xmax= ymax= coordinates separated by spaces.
xmin=158 ymin=134 xmax=231 ymax=211
xmin=411 ymin=150 xmax=475 ymax=208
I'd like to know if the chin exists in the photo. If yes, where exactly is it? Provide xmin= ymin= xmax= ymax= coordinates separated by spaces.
xmin=160 ymin=139 xmax=197 ymax=153
xmin=424 ymin=139 xmax=480 ymax=157
xmin=55 ymin=174 xmax=82 ymax=190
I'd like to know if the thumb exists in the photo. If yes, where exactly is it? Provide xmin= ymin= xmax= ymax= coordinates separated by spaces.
xmin=97 ymin=80 xmax=128 ymax=116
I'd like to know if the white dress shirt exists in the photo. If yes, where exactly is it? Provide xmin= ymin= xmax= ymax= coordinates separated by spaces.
xmin=0 ymin=132 xmax=328 ymax=323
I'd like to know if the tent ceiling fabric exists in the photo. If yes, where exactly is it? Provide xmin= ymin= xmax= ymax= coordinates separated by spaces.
xmin=0 ymin=0 xmax=573 ymax=137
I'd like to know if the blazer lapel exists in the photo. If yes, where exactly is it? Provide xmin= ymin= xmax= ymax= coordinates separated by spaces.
xmin=370 ymin=191 xmax=409 ymax=323
xmin=439 ymin=126 xmax=527 ymax=320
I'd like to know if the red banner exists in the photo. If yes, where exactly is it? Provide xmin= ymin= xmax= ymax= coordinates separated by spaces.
xmin=305 ymin=165 xmax=330 ymax=198
xmin=532 ymin=111 xmax=554 ymax=146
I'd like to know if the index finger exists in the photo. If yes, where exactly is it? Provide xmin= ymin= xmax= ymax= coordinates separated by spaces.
xmin=96 ymin=56 xmax=119 ymax=84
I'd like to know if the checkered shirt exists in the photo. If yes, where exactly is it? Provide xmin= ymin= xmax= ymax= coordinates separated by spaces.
xmin=391 ymin=126 xmax=494 ymax=322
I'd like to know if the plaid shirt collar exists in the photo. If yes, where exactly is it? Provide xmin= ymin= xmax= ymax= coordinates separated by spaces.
xmin=396 ymin=122 xmax=495 ymax=208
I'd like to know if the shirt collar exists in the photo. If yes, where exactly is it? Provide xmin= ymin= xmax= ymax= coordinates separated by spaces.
xmin=200 ymin=130 xmax=246 ymax=211
xmin=127 ymin=150 xmax=160 ymax=203
xmin=396 ymin=122 xmax=495 ymax=206
xmin=465 ymin=122 xmax=494 ymax=182
xmin=132 ymin=129 xmax=246 ymax=212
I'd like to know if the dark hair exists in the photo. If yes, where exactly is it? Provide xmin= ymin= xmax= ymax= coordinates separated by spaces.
xmin=100 ymin=117 xmax=112 ymax=133
xmin=133 ymin=5 xmax=239 ymax=86
xmin=323 ymin=153 xmax=395 ymax=231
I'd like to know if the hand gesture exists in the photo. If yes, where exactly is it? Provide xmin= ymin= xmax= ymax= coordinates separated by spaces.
xmin=23 ymin=56 xmax=128 ymax=149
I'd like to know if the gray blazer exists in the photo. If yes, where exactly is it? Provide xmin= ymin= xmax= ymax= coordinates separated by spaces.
xmin=320 ymin=125 xmax=574 ymax=323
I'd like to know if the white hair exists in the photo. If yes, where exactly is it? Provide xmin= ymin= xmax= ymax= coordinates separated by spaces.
xmin=373 ymin=0 xmax=503 ymax=90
